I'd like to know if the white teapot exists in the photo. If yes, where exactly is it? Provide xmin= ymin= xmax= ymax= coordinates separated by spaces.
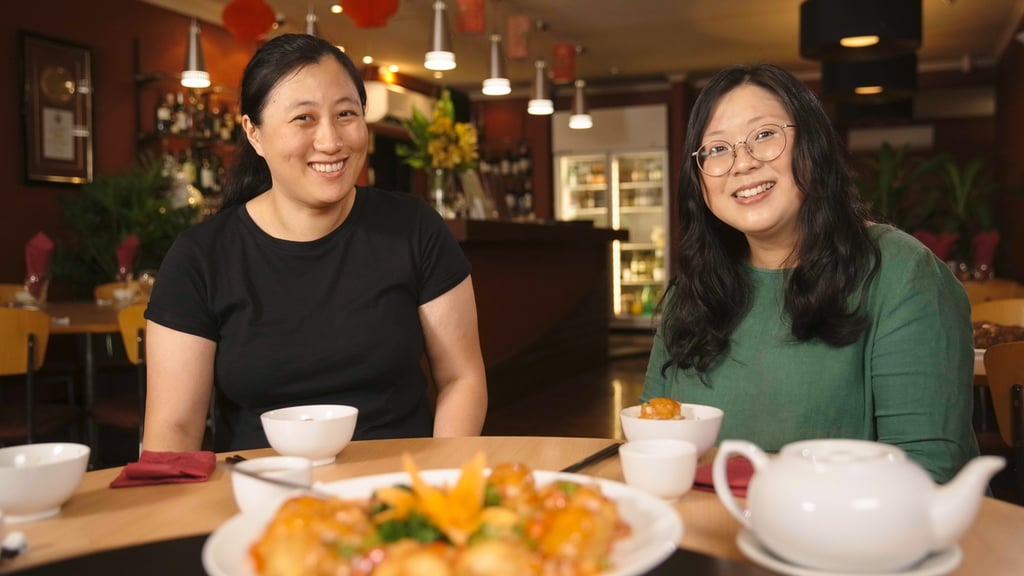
xmin=713 ymin=439 xmax=1004 ymax=573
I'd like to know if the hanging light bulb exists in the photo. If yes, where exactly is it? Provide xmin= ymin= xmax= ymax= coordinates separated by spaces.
xmin=425 ymin=1 xmax=456 ymax=71
xmin=527 ymin=60 xmax=553 ymax=115
xmin=306 ymin=6 xmax=318 ymax=36
xmin=568 ymin=79 xmax=592 ymax=129
xmin=181 ymin=18 xmax=211 ymax=89
xmin=482 ymin=34 xmax=511 ymax=95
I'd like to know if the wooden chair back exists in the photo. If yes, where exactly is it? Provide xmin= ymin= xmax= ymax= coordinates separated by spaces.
xmin=972 ymin=298 xmax=1024 ymax=326
xmin=94 ymin=281 xmax=147 ymax=304
xmin=0 ymin=283 xmax=26 ymax=306
xmin=118 ymin=304 xmax=147 ymax=366
xmin=984 ymin=341 xmax=1024 ymax=449
xmin=0 ymin=307 xmax=50 ymax=376
xmin=964 ymin=279 xmax=1024 ymax=306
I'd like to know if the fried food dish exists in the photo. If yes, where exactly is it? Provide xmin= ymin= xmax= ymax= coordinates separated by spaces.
xmin=639 ymin=397 xmax=683 ymax=420
xmin=973 ymin=321 xmax=1024 ymax=349
xmin=250 ymin=454 xmax=630 ymax=576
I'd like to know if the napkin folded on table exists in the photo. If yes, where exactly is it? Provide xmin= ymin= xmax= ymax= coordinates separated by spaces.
xmin=116 ymin=234 xmax=140 ymax=276
xmin=25 ymin=232 xmax=54 ymax=297
xmin=972 ymin=230 xmax=1000 ymax=270
xmin=911 ymin=230 xmax=959 ymax=262
xmin=109 ymin=450 xmax=216 ymax=488
xmin=693 ymin=456 xmax=754 ymax=498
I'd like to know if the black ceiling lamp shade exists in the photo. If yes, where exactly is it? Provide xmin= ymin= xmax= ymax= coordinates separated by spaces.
xmin=821 ymin=53 xmax=918 ymax=103
xmin=800 ymin=0 xmax=921 ymax=61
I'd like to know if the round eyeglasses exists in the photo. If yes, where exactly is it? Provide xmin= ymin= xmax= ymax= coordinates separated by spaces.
xmin=691 ymin=123 xmax=796 ymax=177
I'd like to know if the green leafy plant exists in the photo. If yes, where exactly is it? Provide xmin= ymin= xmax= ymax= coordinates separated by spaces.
xmin=395 ymin=89 xmax=478 ymax=172
xmin=854 ymin=142 xmax=947 ymax=231
xmin=937 ymin=157 xmax=996 ymax=234
xmin=53 ymin=157 xmax=200 ymax=297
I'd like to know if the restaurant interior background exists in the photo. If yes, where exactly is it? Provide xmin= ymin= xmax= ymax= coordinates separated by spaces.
xmin=3 ymin=0 xmax=1024 ymax=285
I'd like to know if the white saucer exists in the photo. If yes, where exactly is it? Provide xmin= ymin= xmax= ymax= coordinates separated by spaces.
xmin=736 ymin=529 xmax=962 ymax=576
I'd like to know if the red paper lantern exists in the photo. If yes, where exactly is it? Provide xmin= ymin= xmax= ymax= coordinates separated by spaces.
xmin=342 ymin=0 xmax=399 ymax=28
xmin=551 ymin=42 xmax=575 ymax=84
xmin=456 ymin=0 xmax=485 ymax=33
xmin=222 ymin=0 xmax=276 ymax=42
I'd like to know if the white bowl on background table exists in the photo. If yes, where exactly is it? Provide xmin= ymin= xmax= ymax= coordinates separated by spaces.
xmin=0 ymin=442 xmax=90 ymax=523
xmin=260 ymin=404 xmax=358 ymax=466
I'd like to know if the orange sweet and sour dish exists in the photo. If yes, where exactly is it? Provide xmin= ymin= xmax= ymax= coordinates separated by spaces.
xmin=250 ymin=453 xmax=631 ymax=576
xmin=639 ymin=397 xmax=684 ymax=420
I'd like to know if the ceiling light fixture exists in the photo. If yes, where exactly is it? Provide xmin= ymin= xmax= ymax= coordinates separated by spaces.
xmin=181 ymin=18 xmax=210 ymax=89
xmin=482 ymin=34 xmax=511 ymax=95
xmin=527 ymin=60 xmax=553 ymax=115
xmin=330 ymin=3 xmax=342 ymax=14
xmin=305 ymin=6 xmax=318 ymax=36
xmin=800 ymin=0 xmax=920 ymax=61
xmin=425 ymin=1 xmax=456 ymax=71
xmin=821 ymin=53 xmax=917 ymax=103
xmin=568 ymin=79 xmax=592 ymax=130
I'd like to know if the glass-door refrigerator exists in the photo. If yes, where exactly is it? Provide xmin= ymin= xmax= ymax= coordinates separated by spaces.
xmin=556 ymin=149 xmax=670 ymax=329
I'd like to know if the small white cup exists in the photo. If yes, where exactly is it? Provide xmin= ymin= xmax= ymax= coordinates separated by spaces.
xmin=230 ymin=456 xmax=313 ymax=517
xmin=619 ymin=438 xmax=697 ymax=500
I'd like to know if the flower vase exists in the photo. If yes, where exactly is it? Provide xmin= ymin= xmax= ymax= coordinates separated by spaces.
xmin=431 ymin=168 xmax=456 ymax=218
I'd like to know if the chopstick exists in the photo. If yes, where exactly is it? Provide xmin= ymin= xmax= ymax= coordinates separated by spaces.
xmin=559 ymin=442 xmax=623 ymax=473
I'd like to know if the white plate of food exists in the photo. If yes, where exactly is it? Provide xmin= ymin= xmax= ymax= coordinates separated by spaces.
xmin=202 ymin=468 xmax=683 ymax=576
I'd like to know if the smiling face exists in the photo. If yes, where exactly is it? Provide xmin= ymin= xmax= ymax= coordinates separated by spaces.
xmin=699 ymin=84 xmax=803 ymax=262
xmin=243 ymin=55 xmax=368 ymax=212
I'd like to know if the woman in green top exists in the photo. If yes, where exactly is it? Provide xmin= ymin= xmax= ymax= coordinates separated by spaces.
xmin=643 ymin=64 xmax=978 ymax=483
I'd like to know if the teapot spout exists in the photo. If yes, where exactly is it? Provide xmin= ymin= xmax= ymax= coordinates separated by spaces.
xmin=930 ymin=455 xmax=1005 ymax=549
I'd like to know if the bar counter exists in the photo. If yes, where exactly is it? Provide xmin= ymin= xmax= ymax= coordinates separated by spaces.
xmin=446 ymin=219 xmax=627 ymax=403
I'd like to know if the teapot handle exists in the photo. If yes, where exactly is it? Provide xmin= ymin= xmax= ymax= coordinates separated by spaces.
xmin=713 ymin=440 xmax=770 ymax=528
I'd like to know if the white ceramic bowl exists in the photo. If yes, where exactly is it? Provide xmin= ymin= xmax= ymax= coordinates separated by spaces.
xmin=0 ymin=442 xmax=90 ymax=523
xmin=620 ymin=401 xmax=724 ymax=456
xmin=231 ymin=456 xmax=313 ymax=517
xmin=260 ymin=404 xmax=358 ymax=466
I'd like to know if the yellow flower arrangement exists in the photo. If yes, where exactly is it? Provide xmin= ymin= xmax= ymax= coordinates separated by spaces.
xmin=396 ymin=89 xmax=479 ymax=172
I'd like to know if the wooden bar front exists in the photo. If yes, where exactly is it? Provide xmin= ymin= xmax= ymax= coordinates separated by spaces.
xmin=446 ymin=219 xmax=627 ymax=403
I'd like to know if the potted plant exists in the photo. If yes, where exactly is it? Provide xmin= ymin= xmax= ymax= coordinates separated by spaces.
xmin=52 ymin=157 xmax=201 ymax=298
xmin=932 ymin=157 xmax=998 ymax=278
xmin=854 ymin=142 xmax=947 ymax=232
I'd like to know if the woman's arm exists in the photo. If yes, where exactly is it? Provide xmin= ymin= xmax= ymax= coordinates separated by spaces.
xmin=419 ymin=275 xmax=487 ymax=437
xmin=141 ymin=320 xmax=218 ymax=452
xmin=870 ymin=244 xmax=979 ymax=483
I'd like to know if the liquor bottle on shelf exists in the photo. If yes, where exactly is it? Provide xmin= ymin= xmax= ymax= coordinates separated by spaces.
xmin=154 ymin=92 xmax=173 ymax=134
xmin=171 ymin=91 xmax=189 ymax=135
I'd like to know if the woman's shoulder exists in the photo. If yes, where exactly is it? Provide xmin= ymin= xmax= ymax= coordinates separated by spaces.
xmin=170 ymin=205 xmax=247 ymax=251
xmin=867 ymin=224 xmax=935 ymax=263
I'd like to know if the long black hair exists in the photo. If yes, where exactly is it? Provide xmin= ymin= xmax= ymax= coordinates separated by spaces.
xmin=661 ymin=63 xmax=879 ymax=380
xmin=219 ymin=34 xmax=366 ymax=212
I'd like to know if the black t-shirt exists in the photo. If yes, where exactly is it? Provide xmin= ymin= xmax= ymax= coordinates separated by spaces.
xmin=145 ymin=187 xmax=471 ymax=451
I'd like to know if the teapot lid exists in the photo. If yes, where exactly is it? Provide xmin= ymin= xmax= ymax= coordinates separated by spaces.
xmin=779 ymin=439 xmax=906 ymax=466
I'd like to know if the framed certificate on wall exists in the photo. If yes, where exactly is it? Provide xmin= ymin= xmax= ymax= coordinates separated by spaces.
xmin=19 ymin=31 xmax=93 ymax=184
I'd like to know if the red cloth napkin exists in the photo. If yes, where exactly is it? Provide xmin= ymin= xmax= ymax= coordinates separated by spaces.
xmin=693 ymin=456 xmax=754 ymax=498
xmin=109 ymin=450 xmax=216 ymax=488
xmin=116 ymin=234 xmax=140 ymax=274
xmin=971 ymin=230 xmax=1000 ymax=269
xmin=911 ymin=230 xmax=959 ymax=262
xmin=25 ymin=232 xmax=54 ymax=296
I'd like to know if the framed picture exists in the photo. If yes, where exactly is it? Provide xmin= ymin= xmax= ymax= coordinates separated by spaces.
xmin=19 ymin=31 xmax=93 ymax=184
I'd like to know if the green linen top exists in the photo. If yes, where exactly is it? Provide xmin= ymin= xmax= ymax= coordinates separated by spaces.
xmin=642 ymin=224 xmax=979 ymax=483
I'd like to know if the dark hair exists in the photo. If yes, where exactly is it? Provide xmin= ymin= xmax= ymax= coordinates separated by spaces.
xmin=661 ymin=63 xmax=879 ymax=381
xmin=219 ymin=34 xmax=366 ymax=212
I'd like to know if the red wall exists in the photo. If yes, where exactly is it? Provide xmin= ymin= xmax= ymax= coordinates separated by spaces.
xmin=3 ymin=0 xmax=256 ymax=287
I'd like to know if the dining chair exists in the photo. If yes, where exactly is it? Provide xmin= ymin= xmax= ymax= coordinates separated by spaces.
xmin=963 ymin=279 xmax=1024 ymax=306
xmin=971 ymin=298 xmax=1024 ymax=326
xmin=88 ymin=304 xmax=147 ymax=456
xmin=983 ymin=341 xmax=1024 ymax=504
xmin=0 ymin=307 xmax=81 ymax=445
xmin=93 ymin=280 xmax=147 ymax=304
xmin=0 ymin=283 xmax=25 ymax=305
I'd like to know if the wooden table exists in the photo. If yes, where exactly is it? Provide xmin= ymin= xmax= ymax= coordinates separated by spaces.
xmin=43 ymin=300 xmax=123 ymax=468
xmin=3 ymin=436 xmax=1022 ymax=574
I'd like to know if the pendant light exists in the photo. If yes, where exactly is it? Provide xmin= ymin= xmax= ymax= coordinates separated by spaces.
xmin=568 ymin=79 xmax=592 ymax=130
xmin=527 ymin=60 xmax=553 ymax=115
xmin=800 ymin=0 xmax=920 ymax=61
xmin=482 ymin=34 xmax=511 ymax=95
xmin=305 ymin=6 xmax=318 ymax=36
xmin=181 ymin=18 xmax=211 ymax=89
xmin=425 ymin=1 xmax=456 ymax=71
